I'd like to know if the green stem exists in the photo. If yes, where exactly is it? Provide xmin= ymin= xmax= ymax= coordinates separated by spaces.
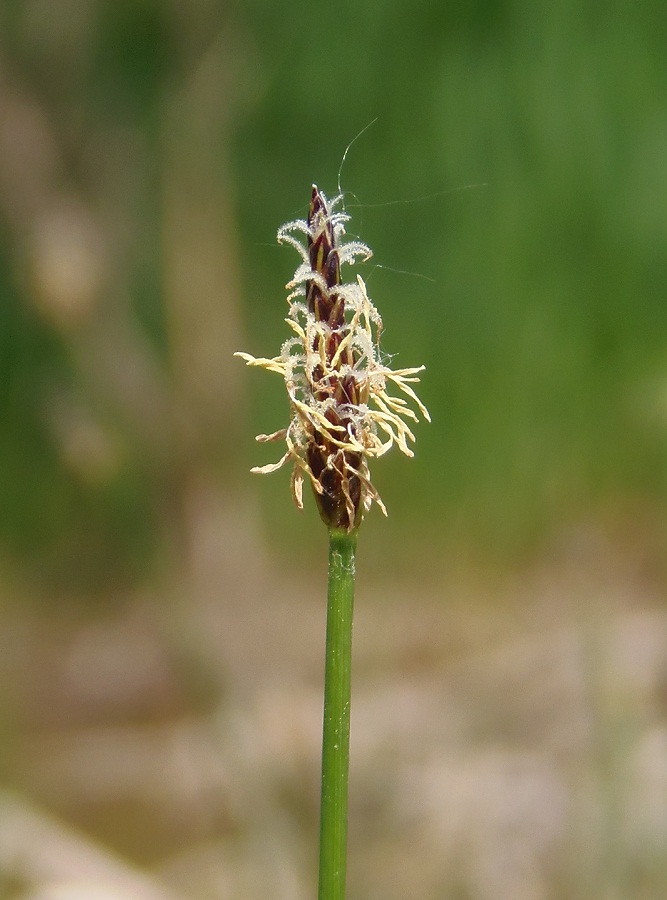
xmin=318 ymin=527 xmax=358 ymax=900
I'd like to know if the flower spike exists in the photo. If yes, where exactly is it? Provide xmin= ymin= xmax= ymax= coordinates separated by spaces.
xmin=235 ymin=185 xmax=430 ymax=532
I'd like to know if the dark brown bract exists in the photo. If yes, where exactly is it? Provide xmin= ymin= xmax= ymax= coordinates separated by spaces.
xmin=235 ymin=185 xmax=430 ymax=531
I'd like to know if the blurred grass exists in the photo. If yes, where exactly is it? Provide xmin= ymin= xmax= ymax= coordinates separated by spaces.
xmin=234 ymin=1 xmax=667 ymax=570
xmin=1 ymin=0 xmax=666 ymax=582
xmin=2 ymin=4 xmax=667 ymax=896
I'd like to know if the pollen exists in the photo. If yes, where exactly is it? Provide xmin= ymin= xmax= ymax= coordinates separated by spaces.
xmin=235 ymin=185 xmax=430 ymax=531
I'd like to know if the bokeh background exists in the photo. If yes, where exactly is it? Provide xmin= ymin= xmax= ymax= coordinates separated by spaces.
xmin=2 ymin=1 xmax=667 ymax=897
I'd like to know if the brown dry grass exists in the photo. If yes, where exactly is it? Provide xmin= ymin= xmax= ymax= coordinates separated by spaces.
xmin=3 ymin=511 xmax=667 ymax=899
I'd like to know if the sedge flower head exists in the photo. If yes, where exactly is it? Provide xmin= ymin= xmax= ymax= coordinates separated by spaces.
xmin=235 ymin=185 xmax=430 ymax=532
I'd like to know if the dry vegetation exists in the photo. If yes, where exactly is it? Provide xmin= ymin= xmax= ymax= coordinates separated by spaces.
xmin=3 ymin=518 xmax=667 ymax=898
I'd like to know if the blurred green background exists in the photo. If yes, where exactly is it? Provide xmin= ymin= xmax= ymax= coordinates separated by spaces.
xmin=2 ymin=1 xmax=667 ymax=898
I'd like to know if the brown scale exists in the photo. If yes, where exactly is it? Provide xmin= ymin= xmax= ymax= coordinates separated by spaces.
xmin=304 ymin=185 xmax=365 ymax=531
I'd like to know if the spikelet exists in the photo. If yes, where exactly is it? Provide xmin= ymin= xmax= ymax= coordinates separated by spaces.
xmin=235 ymin=185 xmax=430 ymax=532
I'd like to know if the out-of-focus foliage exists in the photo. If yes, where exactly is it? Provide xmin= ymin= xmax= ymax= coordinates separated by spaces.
xmin=2 ymin=0 xmax=666 ymax=586
xmin=235 ymin=0 xmax=667 ymax=566
xmin=2 ymin=4 xmax=667 ymax=898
